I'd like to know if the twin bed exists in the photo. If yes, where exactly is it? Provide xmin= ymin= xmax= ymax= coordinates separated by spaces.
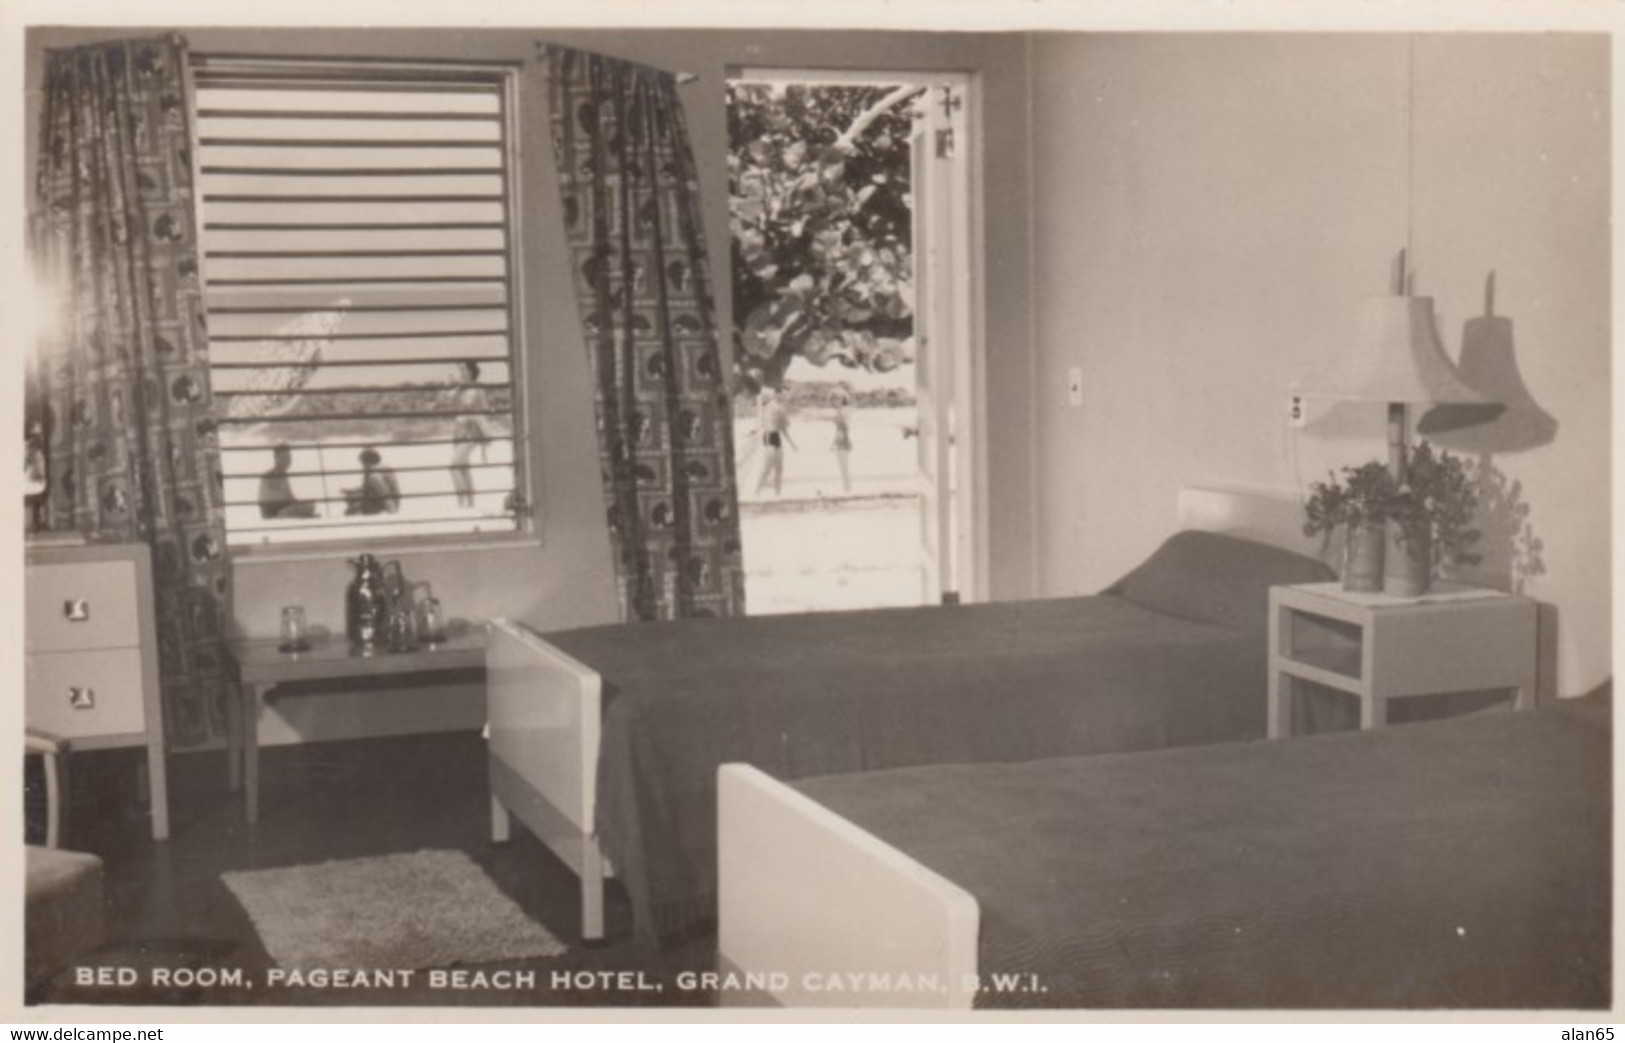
xmin=482 ymin=490 xmax=1606 ymax=1009
xmin=718 ymin=707 xmax=1609 ymax=1009
xmin=484 ymin=490 xmax=1334 ymax=944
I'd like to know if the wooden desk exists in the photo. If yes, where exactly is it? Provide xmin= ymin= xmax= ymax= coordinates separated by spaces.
xmin=225 ymin=629 xmax=487 ymax=824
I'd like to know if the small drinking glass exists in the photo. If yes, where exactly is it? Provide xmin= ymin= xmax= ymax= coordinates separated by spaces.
xmin=417 ymin=596 xmax=445 ymax=648
xmin=279 ymin=605 xmax=309 ymax=653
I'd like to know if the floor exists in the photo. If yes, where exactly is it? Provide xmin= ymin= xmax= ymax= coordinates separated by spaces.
xmin=31 ymin=731 xmax=721 ymax=1009
xmin=34 ymin=684 xmax=1611 ymax=1012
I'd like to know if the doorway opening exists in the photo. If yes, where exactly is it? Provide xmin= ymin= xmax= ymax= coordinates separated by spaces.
xmin=726 ymin=70 xmax=977 ymax=615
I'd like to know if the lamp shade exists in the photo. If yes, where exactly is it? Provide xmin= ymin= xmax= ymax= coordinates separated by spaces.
xmin=1293 ymin=296 xmax=1491 ymax=406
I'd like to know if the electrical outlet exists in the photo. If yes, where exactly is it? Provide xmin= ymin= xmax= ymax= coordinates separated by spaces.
xmin=1067 ymin=366 xmax=1084 ymax=407
xmin=1288 ymin=394 xmax=1307 ymax=429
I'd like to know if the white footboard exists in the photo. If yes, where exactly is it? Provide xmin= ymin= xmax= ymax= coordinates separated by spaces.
xmin=485 ymin=618 xmax=606 ymax=940
xmin=717 ymin=764 xmax=979 ymax=1009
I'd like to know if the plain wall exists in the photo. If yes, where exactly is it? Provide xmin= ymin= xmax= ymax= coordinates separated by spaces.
xmin=1028 ymin=32 xmax=1610 ymax=698
xmin=24 ymin=26 xmax=1037 ymax=744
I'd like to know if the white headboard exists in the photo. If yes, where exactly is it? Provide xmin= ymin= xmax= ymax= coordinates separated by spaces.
xmin=1177 ymin=482 xmax=1325 ymax=560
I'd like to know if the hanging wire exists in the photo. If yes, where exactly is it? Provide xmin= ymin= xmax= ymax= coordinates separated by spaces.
xmin=1405 ymin=33 xmax=1416 ymax=294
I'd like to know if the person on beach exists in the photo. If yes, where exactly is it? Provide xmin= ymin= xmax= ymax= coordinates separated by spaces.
xmin=449 ymin=360 xmax=489 ymax=508
xmin=754 ymin=387 xmax=797 ymax=496
xmin=831 ymin=390 xmax=853 ymax=494
xmin=345 ymin=447 xmax=401 ymax=515
xmin=257 ymin=443 xmax=318 ymax=519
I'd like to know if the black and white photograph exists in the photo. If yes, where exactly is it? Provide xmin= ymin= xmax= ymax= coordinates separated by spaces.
xmin=5 ymin=0 xmax=1617 ymax=1024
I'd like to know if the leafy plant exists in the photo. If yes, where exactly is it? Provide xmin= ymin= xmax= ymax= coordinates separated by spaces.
xmin=1391 ymin=441 xmax=1483 ymax=568
xmin=1302 ymin=460 xmax=1400 ymax=544
xmin=1302 ymin=442 xmax=1483 ymax=574
xmin=728 ymin=82 xmax=919 ymax=391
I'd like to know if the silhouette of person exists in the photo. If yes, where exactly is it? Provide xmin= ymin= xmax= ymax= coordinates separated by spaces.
xmin=345 ymin=447 xmax=401 ymax=515
xmin=449 ymin=360 xmax=489 ymax=508
xmin=257 ymin=443 xmax=317 ymax=519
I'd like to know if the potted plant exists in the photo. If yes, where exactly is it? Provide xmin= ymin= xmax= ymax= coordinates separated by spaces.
xmin=1302 ymin=460 xmax=1400 ymax=592
xmin=1387 ymin=441 xmax=1482 ymax=596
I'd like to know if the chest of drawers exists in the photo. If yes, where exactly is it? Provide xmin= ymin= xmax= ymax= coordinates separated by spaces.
xmin=26 ymin=542 xmax=169 ymax=841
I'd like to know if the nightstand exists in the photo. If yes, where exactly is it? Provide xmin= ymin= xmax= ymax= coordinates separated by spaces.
xmin=1268 ymin=581 xmax=1537 ymax=739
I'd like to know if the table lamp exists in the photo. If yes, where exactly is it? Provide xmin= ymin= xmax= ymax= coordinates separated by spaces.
xmin=1292 ymin=252 xmax=1495 ymax=482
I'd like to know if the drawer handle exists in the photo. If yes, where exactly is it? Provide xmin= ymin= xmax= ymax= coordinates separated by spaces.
xmin=64 ymin=599 xmax=91 ymax=623
xmin=68 ymin=686 xmax=96 ymax=710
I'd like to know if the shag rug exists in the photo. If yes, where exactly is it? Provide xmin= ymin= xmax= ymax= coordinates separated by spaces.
xmin=222 ymin=849 xmax=565 ymax=969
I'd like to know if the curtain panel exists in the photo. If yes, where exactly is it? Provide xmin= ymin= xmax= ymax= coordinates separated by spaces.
xmin=542 ymin=45 xmax=747 ymax=621
xmin=31 ymin=36 xmax=232 ymax=746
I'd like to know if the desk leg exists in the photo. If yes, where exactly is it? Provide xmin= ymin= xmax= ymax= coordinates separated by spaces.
xmin=146 ymin=739 xmax=170 ymax=841
xmin=243 ymin=683 xmax=264 ymax=825
xmin=491 ymin=795 xmax=512 ymax=843
xmin=225 ymin=679 xmax=243 ymax=792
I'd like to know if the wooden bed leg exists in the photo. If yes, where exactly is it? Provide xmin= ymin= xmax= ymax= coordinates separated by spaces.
xmin=580 ymin=836 xmax=605 ymax=941
xmin=491 ymin=795 xmax=512 ymax=843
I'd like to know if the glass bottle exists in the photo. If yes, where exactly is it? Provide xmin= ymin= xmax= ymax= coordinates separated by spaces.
xmin=346 ymin=554 xmax=385 ymax=652
xmin=381 ymin=560 xmax=417 ymax=651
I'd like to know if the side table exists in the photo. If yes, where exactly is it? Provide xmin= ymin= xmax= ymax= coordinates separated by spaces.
xmin=1268 ymin=582 xmax=1537 ymax=739
xmin=224 ymin=629 xmax=488 ymax=824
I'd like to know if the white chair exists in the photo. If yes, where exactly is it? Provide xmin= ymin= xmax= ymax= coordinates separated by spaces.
xmin=25 ymin=729 xmax=105 ymax=992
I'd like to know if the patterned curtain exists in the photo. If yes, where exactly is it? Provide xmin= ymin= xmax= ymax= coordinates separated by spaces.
xmin=30 ymin=36 xmax=232 ymax=747
xmin=542 ymin=45 xmax=746 ymax=621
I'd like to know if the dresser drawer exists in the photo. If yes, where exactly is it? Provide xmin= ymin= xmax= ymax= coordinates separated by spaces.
xmin=26 ymin=648 xmax=148 ymax=740
xmin=26 ymin=559 xmax=141 ymax=652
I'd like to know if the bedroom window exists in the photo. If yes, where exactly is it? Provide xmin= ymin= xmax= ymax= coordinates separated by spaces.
xmin=191 ymin=57 xmax=528 ymax=547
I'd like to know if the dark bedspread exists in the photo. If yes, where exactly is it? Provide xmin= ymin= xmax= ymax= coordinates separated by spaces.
xmin=546 ymin=595 xmax=1272 ymax=943
xmin=795 ymin=709 xmax=1611 ymax=1009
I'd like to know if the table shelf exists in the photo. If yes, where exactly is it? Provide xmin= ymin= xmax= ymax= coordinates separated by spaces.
xmin=1280 ymin=644 xmax=1362 ymax=682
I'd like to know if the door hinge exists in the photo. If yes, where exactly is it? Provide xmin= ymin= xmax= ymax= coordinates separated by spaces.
xmin=935 ymin=128 xmax=954 ymax=159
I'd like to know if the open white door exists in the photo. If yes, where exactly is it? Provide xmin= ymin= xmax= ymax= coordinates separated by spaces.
xmin=727 ymin=70 xmax=981 ymax=612
xmin=910 ymin=85 xmax=969 ymax=604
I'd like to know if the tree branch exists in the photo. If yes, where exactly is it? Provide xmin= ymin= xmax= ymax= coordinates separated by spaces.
xmin=834 ymin=84 xmax=927 ymax=153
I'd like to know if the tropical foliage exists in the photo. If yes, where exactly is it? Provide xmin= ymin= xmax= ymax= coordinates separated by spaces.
xmin=728 ymin=81 xmax=919 ymax=391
